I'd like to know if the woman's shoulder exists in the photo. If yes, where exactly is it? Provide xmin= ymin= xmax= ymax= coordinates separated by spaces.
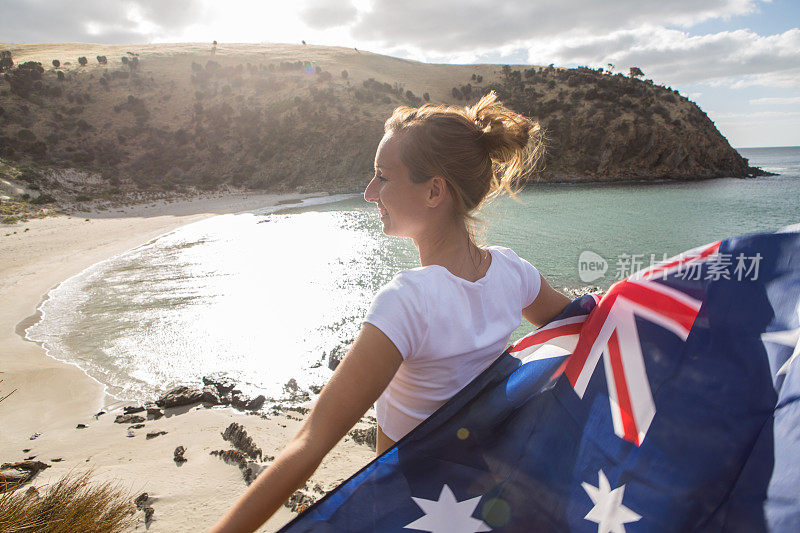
xmin=486 ymin=245 xmax=530 ymax=265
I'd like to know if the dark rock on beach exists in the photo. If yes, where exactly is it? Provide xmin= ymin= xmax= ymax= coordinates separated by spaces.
xmin=156 ymin=386 xmax=204 ymax=408
xmin=246 ymin=394 xmax=266 ymax=411
xmin=134 ymin=492 xmax=149 ymax=509
xmin=76 ymin=423 xmax=87 ymax=429
xmin=0 ymin=460 xmax=51 ymax=490
xmin=123 ymin=405 xmax=145 ymax=414
xmin=115 ymin=414 xmax=145 ymax=424
xmin=283 ymin=379 xmax=310 ymax=402
xmin=209 ymin=449 xmax=265 ymax=484
xmin=1 ymin=460 xmax=50 ymax=472
xmin=203 ymin=373 xmax=236 ymax=395
xmin=221 ymin=423 xmax=263 ymax=461
xmin=201 ymin=385 xmax=222 ymax=405
xmin=348 ymin=427 xmax=376 ymax=451
xmin=145 ymin=402 xmax=164 ymax=419
xmin=173 ymin=446 xmax=187 ymax=464
xmin=146 ymin=431 xmax=168 ymax=439
xmin=285 ymin=491 xmax=317 ymax=513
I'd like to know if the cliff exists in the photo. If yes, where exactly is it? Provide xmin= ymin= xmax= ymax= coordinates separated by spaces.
xmin=0 ymin=42 xmax=765 ymax=208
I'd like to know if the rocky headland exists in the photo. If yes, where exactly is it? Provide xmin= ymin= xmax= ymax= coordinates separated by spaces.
xmin=0 ymin=42 xmax=770 ymax=219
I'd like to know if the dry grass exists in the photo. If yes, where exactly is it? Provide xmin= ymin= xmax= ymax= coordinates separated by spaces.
xmin=0 ymin=469 xmax=137 ymax=532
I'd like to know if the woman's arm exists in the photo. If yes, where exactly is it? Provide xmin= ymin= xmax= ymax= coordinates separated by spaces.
xmin=522 ymin=273 xmax=571 ymax=328
xmin=208 ymin=322 xmax=403 ymax=533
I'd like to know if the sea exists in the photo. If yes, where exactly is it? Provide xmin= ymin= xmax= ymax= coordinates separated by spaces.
xmin=25 ymin=146 xmax=800 ymax=406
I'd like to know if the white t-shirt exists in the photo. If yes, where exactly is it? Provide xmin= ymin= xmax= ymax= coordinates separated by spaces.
xmin=362 ymin=245 xmax=542 ymax=441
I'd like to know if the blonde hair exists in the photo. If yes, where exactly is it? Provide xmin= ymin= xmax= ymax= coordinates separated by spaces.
xmin=383 ymin=90 xmax=543 ymax=245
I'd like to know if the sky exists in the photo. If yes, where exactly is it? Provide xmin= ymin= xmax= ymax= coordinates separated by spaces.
xmin=2 ymin=0 xmax=798 ymax=148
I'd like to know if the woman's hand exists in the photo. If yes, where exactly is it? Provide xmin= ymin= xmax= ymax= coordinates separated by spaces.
xmin=522 ymin=273 xmax=571 ymax=328
xmin=208 ymin=322 xmax=403 ymax=532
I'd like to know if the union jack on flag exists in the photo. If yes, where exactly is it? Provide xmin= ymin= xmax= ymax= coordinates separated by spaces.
xmin=280 ymin=225 xmax=800 ymax=532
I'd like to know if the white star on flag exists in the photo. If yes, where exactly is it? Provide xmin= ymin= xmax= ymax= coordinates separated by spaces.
xmin=404 ymin=483 xmax=491 ymax=533
xmin=582 ymin=470 xmax=642 ymax=533
xmin=761 ymin=299 xmax=800 ymax=376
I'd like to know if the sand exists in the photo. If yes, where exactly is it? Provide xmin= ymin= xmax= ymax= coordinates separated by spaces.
xmin=0 ymin=192 xmax=376 ymax=532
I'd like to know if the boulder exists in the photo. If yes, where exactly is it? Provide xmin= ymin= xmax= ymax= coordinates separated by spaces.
xmin=221 ymin=422 xmax=262 ymax=461
xmin=156 ymin=386 xmax=203 ymax=408
xmin=230 ymin=391 xmax=251 ymax=410
xmin=201 ymin=385 xmax=222 ymax=405
xmin=202 ymin=373 xmax=236 ymax=395
xmin=348 ymin=427 xmax=376 ymax=451
xmin=145 ymin=402 xmax=164 ymax=419
xmin=114 ymin=414 xmax=145 ymax=424
xmin=134 ymin=492 xmax=149 ymax=509
xmin=174 ymin=446 xmax=187 ymax=464
xmin=246 ymin=395 xmax=266 ymax=411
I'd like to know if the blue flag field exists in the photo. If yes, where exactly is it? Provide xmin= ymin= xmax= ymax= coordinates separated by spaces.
xmin=279 ymin=224 xmax=800 ymax=532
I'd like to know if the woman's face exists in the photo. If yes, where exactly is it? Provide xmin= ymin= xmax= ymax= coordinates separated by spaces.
xmin=364 ymin=132 xmax=432 ymax=238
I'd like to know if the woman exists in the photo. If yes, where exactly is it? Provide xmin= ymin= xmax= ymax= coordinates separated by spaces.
xmin=209 ymin=91 xmax=571 ymax=532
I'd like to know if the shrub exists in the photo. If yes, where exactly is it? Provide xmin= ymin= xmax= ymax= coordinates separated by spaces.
xmin=52 ymin=59 xmax=60 ymax=68
xmin=629 ymin=66 xmax=644 ymax=78
xmin=17 ymin=129 xmax=36 ymax=142
xmin=341 ymin=70 xmax=348 ymax=79
xmin=452 ymin=87 xmax=461 ymax=99
xmin=423 ymin=92 xmax=430 ymax=102
xmin=30 ymin=193 xmax=56 ymax=204
xmin=121 ymin=56 xmax=128 ymax=65
xmin=78 ymin=56 xmax=88 ymax=66
xmin=57 ymin=71 xmax=65 ymax=81
xmin=96 ymin=55 xmax=107 ymax=65
xmin=0 ymin=469 xmax=136 ymax=532
xmin=0 ymin=50 xmax=12 ymax=71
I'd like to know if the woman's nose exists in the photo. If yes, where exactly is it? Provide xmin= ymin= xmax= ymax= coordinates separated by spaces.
xmin=364 ymin=177 xmax=378 ymax=203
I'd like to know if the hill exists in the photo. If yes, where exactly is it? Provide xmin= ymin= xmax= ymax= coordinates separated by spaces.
xmin=0 ymin=42 xmax=766 ymax=212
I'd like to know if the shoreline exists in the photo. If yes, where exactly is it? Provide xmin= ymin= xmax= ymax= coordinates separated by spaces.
xmin=0 ymin=191 xmax=377 ymax=532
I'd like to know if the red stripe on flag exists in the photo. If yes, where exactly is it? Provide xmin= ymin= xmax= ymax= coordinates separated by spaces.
xmin=509 ymin=322 xmax=584 ymax=353
xmin=565 ymin=286 xmax=621 ymax=386
xmin=621 ymin=282 xmax=700 ymax=332
xmin=607 ymin=329 xmax=639 ymax=446
xmin=646 ymin=240 xmax=721 ymax=278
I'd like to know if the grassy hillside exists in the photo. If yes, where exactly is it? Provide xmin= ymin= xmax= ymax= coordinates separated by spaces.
xmin=0 ymin=42 xmax=762 ymax=210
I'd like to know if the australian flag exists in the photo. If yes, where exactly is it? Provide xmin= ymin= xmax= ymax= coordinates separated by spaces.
xmin=279 ymin=224 xmax=800 ymax=532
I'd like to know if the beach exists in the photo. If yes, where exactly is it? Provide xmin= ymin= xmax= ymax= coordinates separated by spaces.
xmin=0 ymin=192 xmax=377 ymax=532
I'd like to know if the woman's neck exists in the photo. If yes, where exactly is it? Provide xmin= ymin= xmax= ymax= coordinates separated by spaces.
xmin=413 ymin=220 xmax=486 ymax=280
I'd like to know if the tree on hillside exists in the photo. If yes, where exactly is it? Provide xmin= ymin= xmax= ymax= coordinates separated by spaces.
xmin=629 ymin=66 xmax=644 ymax=78
xmin=0 ymin=50 xmax=13 ymax=71
xmin=97 ymin=55 xmax=107 ymax=64
xmin=606 ymin=63 xmax=614 ymax=73
xmin=78 ymin=56 xmax=88 ymax=66
xmin=52 ymin=59 xmax=60 ymax=68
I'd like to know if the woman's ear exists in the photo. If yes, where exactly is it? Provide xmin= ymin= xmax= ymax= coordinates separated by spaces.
xmin=426 ymin=176 xmax=449 ymax=208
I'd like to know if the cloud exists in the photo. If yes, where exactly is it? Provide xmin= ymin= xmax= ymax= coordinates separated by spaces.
xmin=350 ymin=0 xmax=764 ymax=53
xmin=710 ymin=110 xmax=800 ymax=119
xmin=749 ymin=96 xmax=800 ymax=105
xmin=524 ymin=27 xmax=800 ymax=88
xmin=300 ymin=0 xmax=359 ymax=30
xmin=0 ymin=0 xmax=207 ymax=43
